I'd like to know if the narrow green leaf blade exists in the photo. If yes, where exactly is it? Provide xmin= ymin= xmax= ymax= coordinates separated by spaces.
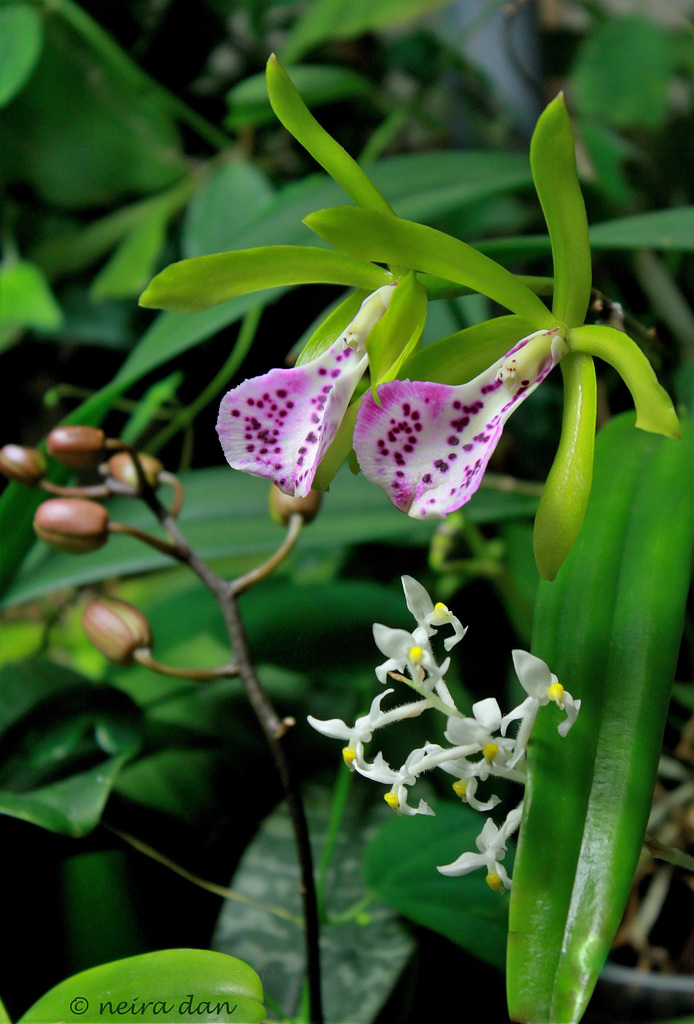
xmin=530 ymin=94 xmax=591 ymax=328
xmin=139 ymin=245 xmax=391 ymax=312
xmin=508 ymin=414 xmax=694 ymax=1024
xmin=0 ymin=3 xmax=42 ymax=106
xmin=304 ymin=207 xmax=555 ymax=328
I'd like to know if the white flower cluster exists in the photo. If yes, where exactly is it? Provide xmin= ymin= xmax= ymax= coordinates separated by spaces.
xmin=308 ymin=576 xmax=580 ymax=893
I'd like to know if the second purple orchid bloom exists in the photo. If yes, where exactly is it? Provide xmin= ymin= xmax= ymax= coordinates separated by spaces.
xmin=217 ymin=286 xmax=568 ymax=519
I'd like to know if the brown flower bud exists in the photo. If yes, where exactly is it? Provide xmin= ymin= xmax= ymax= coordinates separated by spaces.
xmin=82 ymin=597 xmax=153 ymax=665
xmin=47 ymin=426 xmax=106 ymax=469
xmin=0 ymin=444 xmax=47 ymax=485
xmin=269 ymin=485 xmax=322 ymax=525
xmin=34 ymin=498 xmax=110 ymax=554
xmin=106 ymin=451 xmax=163 ymax=490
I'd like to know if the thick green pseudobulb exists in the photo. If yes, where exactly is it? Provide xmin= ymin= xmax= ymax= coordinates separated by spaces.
xmin=508 ymin=413 xmax=694 ymax=1024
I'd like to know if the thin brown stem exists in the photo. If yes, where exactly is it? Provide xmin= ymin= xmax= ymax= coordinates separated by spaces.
xmin=230 ymin=513 xmax=304 ymax=595
xmin=124 ymin=457 xmax=324 ymax=1024
xmin=133 ymin=649 xmax=238 ymax=681
xmin=108 ymin=520 xmax=187 ymax=559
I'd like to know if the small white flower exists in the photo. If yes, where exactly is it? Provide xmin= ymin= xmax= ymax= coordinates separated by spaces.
xmin=307 ymin=689 xmax=429 ymax=769
xmin=501 ymin=650 xmax=581 ymax=766
xmin=401 ymin=575 xmax=467 ymax=651
xmin=437 ymin=805 xmax=523 ymax=892
xmin=355 ymin=743 xmax=448 ymax=816
xmin=372 ymin=622 xmax=449 ymax=690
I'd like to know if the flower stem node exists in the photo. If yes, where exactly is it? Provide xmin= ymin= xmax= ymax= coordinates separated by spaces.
xmin=269 ymin=484 xmax=322 ymax=525
xmin=105 ymin=451 xmax=164 ymax=490
xmin=33 ymin=498 xmax=110 ymax=554
xmin=0 ymin=444 xmax=47 ymax=485
xmin=47 ymin=426 xmax=106 ymax=469
xmin=82 ymin=597 xmax=153 ymax=666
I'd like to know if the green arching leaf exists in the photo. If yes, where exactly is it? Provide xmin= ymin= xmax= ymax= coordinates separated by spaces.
xmin=226 ymin=63 xmax=372 ymax=129
xmin=588 ymin=207 xmax=694 ymax=251
xmin=279 ymin=0 xmax=451 ymax=63
xmin=17 ymin=949 xmax=265 ymax=1023
xmin=304 ymin=207 xmax=555 ymax=329
xmin=400 ymin=314 xmax=537 ymax=386
xmin=366 ymin=271 xmax=427 ymax=394
xmin=90 ymin=202 xmax=170 ymax=300
xmin=530 ymin=94 xmax=591 ymax=329
xmin=533 ymin=352 xmax=597 ymax=582
xmin=0 ymin=259 xmax=63 ymax=350
xmin=266 ymin=55 xmax=393 ymax=216
xmin=569 ymin=323 xmax=680 ymax=438
xmin=181 ymin=160 xmax=275 ymax=259
xmin=507 ymin=414 xmax=694 ymax=1024
xmin=0 ymin=3 xmax=43 ymax=106
xmin=139 ymin=245 xmax=392 ymax=312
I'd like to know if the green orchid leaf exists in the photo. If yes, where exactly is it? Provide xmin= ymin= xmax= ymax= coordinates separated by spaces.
xmin=568 ymin=323 xmax=680 ymax=438
xmin=0 ymin=3 xmax=43 ymax=106
xmin=266 ymin=55 xmax=393 ymax=215
xmin=139 ymin=245 xmax=392 ymax=312
xmin=530 ymin=94 xmax=591 ymax=328
xmin=304 ymin=206 xmax=555 ymax=329
xmin=17 ymin=949 xmax=265 ymax=1023
xmin=0 ymin=259 xmax=63 ymax=349
xmin=91 ymin=202 xmax=170 ymax=300
xmin=400 ymin=314 xmax=538 ymax=386
xmin=533 ymin=352 xmax=597 ymax=581
xmin=508 ymin=413 xmax=694 ymax=1024
xmin=0 ymin=660 xmax=141 ymax=837
xmin=366 ymin=270 xmax=427 ymax=395
xmin=279 ymin=0 xmax=450 ymax=63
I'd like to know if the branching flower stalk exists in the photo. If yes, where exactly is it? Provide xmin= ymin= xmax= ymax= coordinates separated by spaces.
xmin=3 ymin=434 xmax=326 ymax=1024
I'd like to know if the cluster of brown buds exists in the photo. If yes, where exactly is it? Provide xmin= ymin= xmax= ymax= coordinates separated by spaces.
xmin=1 ymin=426 xmax=318 ymax=681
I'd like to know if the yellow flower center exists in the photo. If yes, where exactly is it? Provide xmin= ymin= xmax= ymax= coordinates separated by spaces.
xmin=452 ymin=779 xmax=468 ymax=799
xmin=434 ymin=601 xmax=449 ymax=616
xmin=384 ymin=791 xmax=399 ymax=810
xmin=547 ymin=681 xmax=565 ymax=705
xmin=342 ymin=746 xmax=357 ymax=767
xmin=483 ymin=742 xmax=499 ymax=763
xmin=408 ymin=645 xmax=423 ymax=664
xmin=486 ymin=872 xmax=505 ymax=894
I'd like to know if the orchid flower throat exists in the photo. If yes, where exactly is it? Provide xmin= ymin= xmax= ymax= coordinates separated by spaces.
xmin=216 ymin=284 xmax=395 ymax=497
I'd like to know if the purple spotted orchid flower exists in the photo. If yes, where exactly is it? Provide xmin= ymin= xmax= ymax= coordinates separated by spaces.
xmin=353 ymin=327 xmax=568 ymax=519
xmin=217 ymin=284 xmax=394 ymax=496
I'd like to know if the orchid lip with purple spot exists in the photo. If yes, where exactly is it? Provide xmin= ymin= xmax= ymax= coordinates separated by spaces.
xmin=353 ymin=328 xmax=567 ymax=519
xmin=216 ymin=284 xmax=395 ymax=496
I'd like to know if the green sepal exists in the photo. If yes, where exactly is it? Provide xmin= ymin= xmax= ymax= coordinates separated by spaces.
xmin=530 ymin=94 xmax=592 ymax=328
xmin=304 ymin=206 xmax=555 ymax=329
xmin=266 ymin=54 xmax=393 ymax=215
xmin=401 ymin=314 xmax=537 ymax=386
xmin=568 ymin=323 xmax=680 ymax=438
xmin=139 ymin=245 xmax=392 ymax=312
xmin=533 ymin=352 xmax=597 ymax=581
xmin=508 ymin=413 xmax=694 ymax=1024
xmin=366 ymin=270 xmax=427 ymax=398
xmin=18 ymin=949 xmax=265 ymax=1023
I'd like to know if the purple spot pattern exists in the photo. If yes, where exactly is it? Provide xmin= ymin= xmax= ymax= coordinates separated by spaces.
xmin=353 ymin=330 xmax=562 ymax=519
xmin=216 ymin=343 xmax=366 ymax=496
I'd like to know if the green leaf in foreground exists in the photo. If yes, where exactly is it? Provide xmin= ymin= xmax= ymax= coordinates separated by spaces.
xmin=364 ymin=803 xmax=510 ymax=970
xmin=17 ymin=949 xmax=264 ymax=1024
xmin=0 ymin=3 xmax=43 ymax=106
xmin=508 ymin=413 xmax=694 ymax=1024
